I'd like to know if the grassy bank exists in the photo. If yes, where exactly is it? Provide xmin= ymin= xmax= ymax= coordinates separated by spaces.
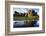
xmin=14 ymin=16 xmax=39 ymax=21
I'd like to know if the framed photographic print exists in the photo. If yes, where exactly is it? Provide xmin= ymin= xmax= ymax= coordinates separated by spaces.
xmin=5 ymin=1 xmax=45 ymax=36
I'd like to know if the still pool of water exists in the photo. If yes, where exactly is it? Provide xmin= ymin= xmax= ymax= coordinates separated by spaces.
xmin=13 ymin=20 xmax=39 ymax=28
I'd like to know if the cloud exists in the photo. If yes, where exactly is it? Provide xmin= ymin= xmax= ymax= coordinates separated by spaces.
xmin=13 ymin=8 xmax=39 ymax=15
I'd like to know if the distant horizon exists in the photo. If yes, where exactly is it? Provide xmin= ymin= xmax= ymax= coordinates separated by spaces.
xmin=13 ymin=8 xmax=39 ymax=15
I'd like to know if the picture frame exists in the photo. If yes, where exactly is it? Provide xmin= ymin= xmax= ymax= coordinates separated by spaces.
xmin=5 ymin=1 xmax=45 ymax=36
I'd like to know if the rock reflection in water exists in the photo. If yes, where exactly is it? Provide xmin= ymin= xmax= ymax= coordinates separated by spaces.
xmin=13 ymin=20 xmax=39 ymax=28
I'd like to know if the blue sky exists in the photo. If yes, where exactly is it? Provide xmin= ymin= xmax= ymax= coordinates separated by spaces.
xmin=13 ymin=8 xmax=39 ymax=15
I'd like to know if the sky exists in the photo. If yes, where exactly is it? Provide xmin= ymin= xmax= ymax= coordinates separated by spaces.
xmin=13 ymin=8 xmax=39 ymax=15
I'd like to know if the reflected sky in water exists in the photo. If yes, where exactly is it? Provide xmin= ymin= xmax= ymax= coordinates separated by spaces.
xmin=13 ymin=20 xmax=39 ymax=28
